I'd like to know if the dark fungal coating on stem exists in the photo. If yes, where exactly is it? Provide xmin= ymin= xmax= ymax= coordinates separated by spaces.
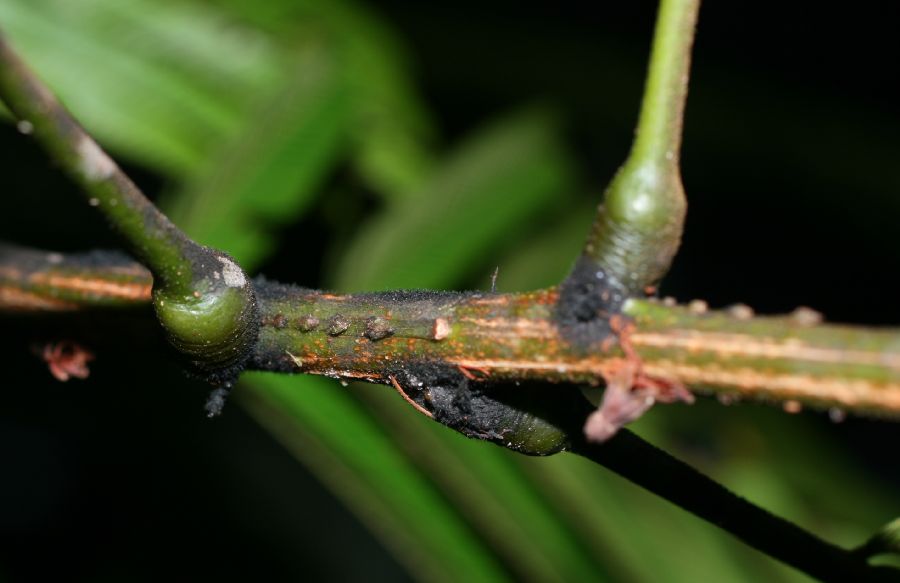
xmin=556 ymin=256 xmax=627 ymax=350
xmin=390 ymin=362 xmax=587 ymax=455
xmin=358 ymin=288 xmax=470 ymax=304
xmin=251 ymin=277 xmax=468 ymax=306
xmin=251 ymin=276 xmax=318 ymax=300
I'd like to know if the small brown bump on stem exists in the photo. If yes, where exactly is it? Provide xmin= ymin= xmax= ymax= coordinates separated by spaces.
xmin=688 ymin=299 xmax=708 ymax=314
xmin=327 ymin=314 xmax=351 ymax=336
xmin=297 ymin=314 xmax=320 ymax=332
xmin=791 ymin=306 xmax=823 ymax=327
xmin=272 ymin=314 xmax=288 ymax=329
xmin=433 ymin=317 xmax=451 ymax=340
xmin=727 ymin=304 xmax=754 ymax=320
xmin=364 ymin=316 xmax=395 ymax=341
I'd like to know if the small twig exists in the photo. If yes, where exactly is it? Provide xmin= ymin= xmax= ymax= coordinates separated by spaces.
xmin=578 ymin=0 xmax=699 ymax=294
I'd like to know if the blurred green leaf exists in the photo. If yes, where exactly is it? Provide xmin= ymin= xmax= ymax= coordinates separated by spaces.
xmin=335 ymin=108 xmax=575 ymax=291
xmin=211 ymin=0 xmax=438 ymax=200
xmin=488 ymin=202 xmax=595 ymax=291
xmin=0 ymin=0 xmax=281 ymax=175
xmin=165 ymin=44 xmax=352 ymax=267
xmin=358 ymin=387 xmax=610 ymax=581
xmin=240 ymin=374 xmax=509 ymax=583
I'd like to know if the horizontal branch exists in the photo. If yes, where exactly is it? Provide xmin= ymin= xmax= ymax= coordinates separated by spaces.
xmin=0 ymin=244 xmax=151 ymax=310
xmin=4 ymin=243 xmax=900 ymax=420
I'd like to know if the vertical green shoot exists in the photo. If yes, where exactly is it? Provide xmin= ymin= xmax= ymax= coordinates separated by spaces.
xmin=582 ymin=0 xmax=700 ymax=294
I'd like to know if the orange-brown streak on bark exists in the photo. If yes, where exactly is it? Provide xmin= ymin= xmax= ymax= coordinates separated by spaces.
xmin=633 ymin=330 xmax=900 ymax=370
xmin=458 ymin=317 xmax=555 ymax=338
xmin=0 ymin=287 xmax=80 ymax=311
xmin=642 ymin=362 xmax=900 ymax=414
xmin=31 ymin=274 xmax=152 ymax=302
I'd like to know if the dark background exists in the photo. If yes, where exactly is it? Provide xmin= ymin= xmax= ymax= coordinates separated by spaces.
xmin=2 ymin=1 xmax=899 ymax=580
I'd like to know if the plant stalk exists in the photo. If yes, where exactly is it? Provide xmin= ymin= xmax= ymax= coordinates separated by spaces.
xmin=581 ymin=0 xmax=700 ymax=293
xmin=4 ymin=245 xmax=900 ymax=419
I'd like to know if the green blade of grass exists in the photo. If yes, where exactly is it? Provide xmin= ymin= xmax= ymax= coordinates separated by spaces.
xmin=240 ymin=374 xmax=509 ymax=583
xmin=334 ymin=108 xmax=575 ymax=291
xmin=165 ymin=44 xmax=352 ymax=267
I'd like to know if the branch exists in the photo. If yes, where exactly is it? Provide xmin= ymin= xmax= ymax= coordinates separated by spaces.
xmin=5 ymin=245 xmax=899 ymax=419
xmin=2 ymin=248 xmax=896 ymax=580
xmin=579 ymin=0 xmax=699 ymax=294
xmin=0 ymin=244 xmax=151 ymax=311
xmin=0 ymin=33 xmax=258 ymax=381
xmin=1 ymin=5 xmax=896 ymax=579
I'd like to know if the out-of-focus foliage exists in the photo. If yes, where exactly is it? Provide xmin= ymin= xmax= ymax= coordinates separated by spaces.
xmin=2 ymin=0 xmax=898 ymax=581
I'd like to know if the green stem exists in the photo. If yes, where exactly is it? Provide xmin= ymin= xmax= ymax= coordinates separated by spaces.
xmin=581 ymin=0 xmax=699 ymax=293
xmin=0 ymin=34 xmax=189 ymax=293
xmin=3 ymin=245 xmax=898 ymax=579
xmin=0 ymin=34 xmax=258 ymax=379
xmin=250 ymin=284 xmax=900 ymax=419
xmin=631 ymin=0 xmax=699 ymax=166
xmin=0 ymin=243 xmax=151 ymax=310
xmin=4 ymin=246 xmax=900 ymax=419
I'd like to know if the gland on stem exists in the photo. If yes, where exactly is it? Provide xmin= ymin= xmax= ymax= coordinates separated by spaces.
xmin=152 ymin=248 xmax=259 ymax=382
